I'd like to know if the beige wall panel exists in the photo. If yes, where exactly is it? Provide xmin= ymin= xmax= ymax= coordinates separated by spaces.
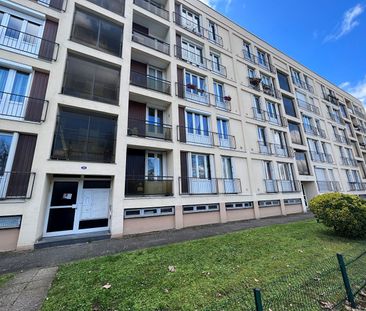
xmin=0 ymin=229 xmax=20 ymax=252
xmin=259 ymin=206 xmax=282 ymax=218
xmin=183 ymin=212 xmax=220 ymax=227
xmin=226 ymin=208 xmax=255 ymax=222
xmin=286 ymin=204 xmax=303 ymax=215
xmin=123 ymin=216 xmax=175 ymax=235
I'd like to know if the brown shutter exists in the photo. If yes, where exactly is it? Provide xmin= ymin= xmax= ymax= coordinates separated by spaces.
xmin=39 ymin=20 xmax=58 ymax=61
xmin=177 ymin=67 xmax=184 ymax=98
xmin=125 ymin=149 xmax=145 ymax=195
xmin=49 ymin=0 xmax=63 ymax=10
xmin=128 ymin=101 xmax=146 ymax=137
xmin=131 ymin=60 xmax=147 ymax=88
xmin=25 ymin=71 xmax=49 ymax=122
xmin=7 ymin=134 xmax=37 ymax=197
xmin=180 ymin=151 xmax=188 ymax=194
xmin=175 ymin=34 xmax=182 ymax=58
xmin=175 ymin=4 xmax=181 ymax=24
xmin=178 ymin=106 xmax=186 ymax=143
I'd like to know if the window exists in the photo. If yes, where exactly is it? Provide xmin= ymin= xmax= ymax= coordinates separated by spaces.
xmin=62 ymin=53 xmax=120 ymax=105
xmin=181 ymin=7 xmax=201 ymax=34
xmin=185 ymin=71 xmax=207 ymax=104
xmin=146 ymin=152 xmax=163 ymax=178
xmin=277 ymin=71 xmax=290 ymax=92
xmin=186 ymin=111 xmax=209 ymax=136
xmin=51 ymin=108 xmax=117 ymax=163
xmin=291 ymin=69 xmax=302 ymax=86
xmin=288 ymin=121 xmax=303 ymax=145
xmin=71 ymin=9 xmax=123 ymax=56
xmin=267 ymin=101 xmax=280 ymax=124
xmin=257 ymin=127 xmax=266 ymax=144
xmin=258 ymin=200 xmax=280 ymax=207
xmin=248 ymin=67 xmax=256 ymax=78
xmin=226 ymin=202 xmax=253 ymax=209
xmin=295 ymin=151 xmax=310 ymax=175
xmin=191 ymin=153 xmax=210 ymax=179
xmin=257 ymin=50 xmax=268 ymax=68
xmin=208 ymin=21 xmax=219 ymax=44
xmin=284 ymin=198 xmax=302 ymax=205
xmin=87 ymin=0 xmax=125 ymax=16
xmin=181 ymin=40 xmax=203 ymax=66
xmin=210 ymin=52 xmax=222 ymax=73
xmin=124 ymin=207 xmax=174 ymax=218
xmin=243 ymin=41 xmax=252 ymax=60
xmin=0 ymin=215 xmax=22 ymax=229
xmin=0 ymin=132 xmax=13 ymax=175
xmin=213 ymin=81 xmax=225 ymax=108
xmin=222 ymin=156 xmax=233 ymax=179
xmin=217 ymin=118 xmax=229 ymax=139
xmin=183 ymin=204 xmax=219 ymax=213
xmin=282 ymin=95 xmax=296 ymax=117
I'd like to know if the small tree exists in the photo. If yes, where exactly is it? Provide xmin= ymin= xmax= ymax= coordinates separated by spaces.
xmin=309 ymin=193 xmax=366 ymax=238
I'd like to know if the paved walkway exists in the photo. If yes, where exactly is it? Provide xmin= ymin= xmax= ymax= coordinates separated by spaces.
xmin=0 ymin=213 xmax=313 ymax=274
xmin=0 ymin=267 xmax=57 ymax=311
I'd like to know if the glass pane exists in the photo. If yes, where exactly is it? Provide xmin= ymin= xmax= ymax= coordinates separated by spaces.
xmin=191 ymin=155 xmax=197 ymax=177
xmin=72 ymin=10 xmax=99 ymax=47
xmin=0 ymin=67 xmax=9 ymax=94
xmin=198 ymin=155 xmax=206 ymax=178
xmin=24 ymin=22 xmax=39 ymax=43
xmin=99 ymin=19 xmax=122 ymax=56
xmin=10 ymin=72 xmax=29 ymax=102
xmin=50 ymin=181 xmax=78 ymax=206
xmin=6 ymin=16 xmax=23 ymax=39
xmin=187 ymin=112 xmax=193 ymax=133
xmin=0 ymin=134 xmax=12 ymax=175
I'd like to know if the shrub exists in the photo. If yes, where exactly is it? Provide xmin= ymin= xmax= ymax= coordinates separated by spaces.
xmin=309 ymin=192 xmax=366 ymax=238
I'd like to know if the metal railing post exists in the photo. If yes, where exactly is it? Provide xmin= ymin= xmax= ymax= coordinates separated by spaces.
xmin=337 ymin=253 xmax=357 ymax=308
xmin=253 ymin=288 xmax=263 ymax=311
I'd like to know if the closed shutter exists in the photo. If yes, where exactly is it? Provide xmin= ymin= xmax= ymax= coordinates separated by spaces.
xmin=176 ymin=34 xmax=182 ymax=58
xmin=131 ymin=60 xmax=147 ymax=88
xmin=175 ymin=3 xmax=181 ymax=24
xmin=39 ymin=20 xmax=58 ymax=60
xmin=7 ymin=134 xmax=37 ymax=197
xmin=180 ymin=151 xmax=188 ymax=194
xmin=128 ymin=101 xmax=146 ymax=136
xmin=25 ymin=71 xmax=49 ymax=122
xmin=178 ymin=106 xmax=186 ymax=143
xmin=177 ymin=67 xmax=184 ymax=98
xmin=125 ymin=149 xmax=145 ymax=195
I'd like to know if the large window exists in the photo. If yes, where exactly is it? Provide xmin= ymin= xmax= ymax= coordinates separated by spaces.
xmin=51 ymin=108 xmax=117 ymax=163
xmin=71 ymin=9 xmax=123 ymax=56
xmin=277 ymin=71 xmax=290 ymax=92
xmin=62 ymin=54 xmax=120 ymax=105
xmin=0 ymin=133 xmax=13 ymax=175
xmin=282 ymin=95 xmax=296 ymax=117
xmin=295 ymin=151 xmax=310 ymax=175
xmin=87 ymin=0 xmax=125 ymax=16
xmin=288 ymin=121 xmax=303 ymax=145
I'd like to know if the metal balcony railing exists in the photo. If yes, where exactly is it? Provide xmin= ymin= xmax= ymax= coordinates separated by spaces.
xmin=0 ymin=171 xmax=36 ymax=200
xmin=242 ymin=51 xmax=276 ymax=73
xmin=291 ymin=76 xmax=314 ymax=93
xmin=174 ymin=45 xmax=227 ymax=77
xmin=309 ymin=151 xmax=333 ymax=164
xmin=0 ymin=25 xmax=59 ymax=61
xmin=29 ymin=0 xmax=67 ymax=11
xmin=127 ymin=118 xmax=172 ymax=140
xmin=173 ymin=12 xmax=223 ymax=47
xmin=258 ymin=142 xmax=293 ymax=158
xmin=323 ymin=93 xmax=339 ymax=105
xmin=349 ymin=182 xmax=366 ymax=191
xmin=219 ymin=178 xmax=242 ymax=194
xmin=303 ymin=124 xmax=326 ymax=138
xmin=297 ymin=98 xmax=320 ymax=115
xmin=252 ymin=107 xmax=287 ymax=127
xmin=130 ymin=71 xmax=171 ymax=95
xmin=264 ymin=179 xmax=301 ymax=193
xmin=176 ymin=126 xmax=236 ymax=149
xmin=341 ymin=157 xmax=357 ymax=167
xmin=133 ymin=0 xmax=169 ymax=20
xmin=125 ymin=176 xmax=173 ymax=196
xmin=0 ymin=91 xmax=48 ymax=122
xmin=317 ymin=181 xmax=341 ymax=193
xmin=334 ymin=133 xmax=350 ymax=145
xmin=329 ymin=112 xmax=345 ymax=124
xmin=179 ymin=177 xmax=221 ymax=195
xmin=132 ymin=29 xmax=170 ymax=55
xmin=247 ymin=77 xmax=281 ymax=99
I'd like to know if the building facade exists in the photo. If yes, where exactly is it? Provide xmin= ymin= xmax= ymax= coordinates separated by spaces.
xmin=0 ymin=0 xmax=365 ymax=251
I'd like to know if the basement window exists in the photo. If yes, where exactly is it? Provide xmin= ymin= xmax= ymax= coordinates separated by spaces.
xmin=258 ymin=200 xmax=280 ymax=208
xmin=0 ymin=216 xmax=22 ymax=229
xmin=284 ymin=198 xmax=302 ymax=205
xmin=225 ymin=202 xmax=253 ymax=210
xmin=183 ymin=204 xmax=219 ymax=214
xmin=124 ymin=207 xmax=174 ymax=219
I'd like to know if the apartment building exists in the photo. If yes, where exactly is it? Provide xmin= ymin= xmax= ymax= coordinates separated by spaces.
xmin=0 ymin=0 xmax=365 ymax=251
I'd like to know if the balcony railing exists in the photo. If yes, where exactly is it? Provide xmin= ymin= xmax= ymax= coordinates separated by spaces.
xmin=258 ymin=142 xmax=293 ymax=158
xmin=179 ymin=177 xmax=241 ymax=195
xmin=317 ymin=181 xmax=341 ymax=193
xmin=176 ymin=126 xmax=236 ymax=149
xmin=0 ymin=25 xmax=59 ymax=61
xmin=297 ymin=98 xmax=320 ymax=115
xmin=264 ymin=179 xmax=301 ymax=193
xmin=130 ymin=71 xmax=171 ymax=94
xmin=125 ymin=176 xmax=173 ymax=196
xmin=174 ymin=45 xmax=227 ymax=77
xmin=133 ymin=0 xmax=169 ymax=20
xmin=291 ymin=76 xmax=314 ymax=93
xmin=173 ymin=12 xmax=223 ymax=47
xmin=334 ymin=133 xmax=350 ymax=145
xmin=349 ymin=182 xmax=366 ymax=191
xmin=329 ymin=112 xmax=345 ymax=124
xmin=247 ymin=77 xmax=281 ymax=99
xmin=132 ymin=29 xmax=170 ymax=55
xmin=252 ymin=107 xmax=287 ymax=127
xmin=303 ymin=124 xmax=326 ymax=138
xmin=29 ymin=0 xmax=67 ymax=11
xmin=0 ymin=171 xmax=36 ymax=200
xmin=309 ymin=151 xmax=333 ymax=164
xmin=354 ymin=107 xmax=366 ymax=119
xmin=127 ymin=118 xmax=172 ymax=140
xmin=323 ymin=93 xmax=339 ymax=105
xmin=341 ymin=157 xmax=357 ymax=167
xmin=218 ymin=178 xmax=242 ymax=194
xmin=242 ymin=51 xmax=276 ymax=73
xmin=0 ymin=91 xmax=48 ymax=122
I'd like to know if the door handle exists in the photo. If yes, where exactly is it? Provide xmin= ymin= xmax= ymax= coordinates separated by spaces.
xmin=71 ymin=204 xmax=77 ymax=209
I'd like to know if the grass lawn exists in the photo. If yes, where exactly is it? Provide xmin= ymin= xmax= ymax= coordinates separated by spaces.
xmin=42 ymin=220 xmax=366 ymax=311
xmin=0 ymin=273 xmax=13 ymax=288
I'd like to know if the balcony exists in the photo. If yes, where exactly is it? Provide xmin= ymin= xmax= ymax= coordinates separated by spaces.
xmin=354 ymin=107 xmax=366 ymax=119
xmin=317 ymin=181 xmax=341 ymax=193
xmin=0 ymin=171 xmax=36 ymax=200
xmin=127 ymin=118 xmax=172 ymax=140
xmin=349 ymin=182 xmax=366 ymax=191
xmin=219 ymin=178 xmax=242 ymax=194
xmin=173 ymin=13 xmax=223 ymax=47
xmin=247 ymin=77 xmax=281 ymax=99
xmin=174 ymin=45 xmax=227 ymax=77
xmin=242 ymin=51 xmax=276 ymax=73
xmin=303 ymin=124 xmax=326 ymax=138
xmin=0 ymin=25 xmax=59 ymax=61
xmin=334 ymin=134 xmax=350 ymax=145
xmin=179 ymin=177 xmax=218 ymax=195
xmin=258 ymin=142 xmax=293 ymax=158
xmin=329 ymin=112 xmax=345 ymax=124
xmin=29 ymin=0 xmax=66 ymax=11
xmin=291 ymin=76 xmax=314 ymax=93
xmin=0 ymin=91 xmax=48 ymax=122
xmin=297 ymin=98 xmax=320 ymax=115
xmin=132 ymin=29 xmax=170 ymax=55
xmin=324 ymin=93 xmax=339 ymax=105
xmin=341 ymin=157 xmax=357 ymax=167
xmin=309 ymin=151 xmax=333 ymax=164
xmin=133 ymin=0 xmax=169 ymax=20
xmin=252 ymin=107 xmax=287 ymax=127
xmin=125 ymin=176 xmax=173 ymax=196
xmin=176 ymin=126 xmax=236 ymax=149
xmin=264 ymin=179 xmax=301 ymax=193
xmin=130 ymin=71 xmax=171 ymax=95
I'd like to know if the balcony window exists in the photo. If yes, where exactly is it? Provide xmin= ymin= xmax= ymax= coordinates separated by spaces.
xmin=217 ymin=118 xmax=235 ymax=148
xmin=51 ymin=108 xmax=117 ymax=163
xmin=71 ymin=9 xmax=123 ymax=56
xmin=185 ymin=71 xmax=208 ymax=104
xmin=277 ymin=71 xmax=290 ymax=92
xmin=180 ymin=7 xmax=201 ymax=35
xmin=288 ymin=121 xmax=303 ymax=145
xmin=186 ymin=111 xmax=212 ymax=146
xmin=180 ymin=40 xmax=204 ymax=66
xmin=283 ymin=95 xmax=296 ymax=117
xmin=87 ymin=0 xmax=125 ymax=16
xmin=0 ymin=132 xmax=12 ymax=176
xmin=62 ymin=54 xmax=120 ymax=105
xmin=295 ymin=151 xmax=310 ymax=175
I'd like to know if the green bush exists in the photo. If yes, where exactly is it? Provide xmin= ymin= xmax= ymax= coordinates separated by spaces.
xmin=309 ymin=192 xmax=366 ymax=238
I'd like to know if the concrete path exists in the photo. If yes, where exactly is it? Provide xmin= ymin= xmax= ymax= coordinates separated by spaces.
xmin=0 ymin=267 xmax=57 ymax=311
xmin=0 ymin=213 xmax=313 ymax=274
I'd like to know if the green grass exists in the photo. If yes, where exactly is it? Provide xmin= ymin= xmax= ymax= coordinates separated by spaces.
xmin=42 ymin=220 xmax=366 ymax=311
xmin=0 ymin=273 xmax=13 ymax=288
